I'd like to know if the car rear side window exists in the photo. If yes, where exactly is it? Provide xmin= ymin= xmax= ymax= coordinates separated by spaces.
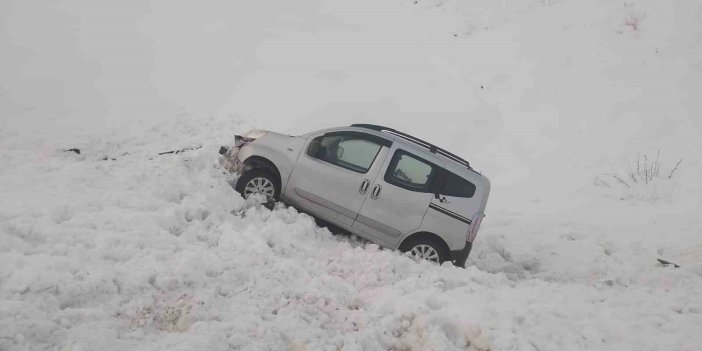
xmin=384 ymin=150 xmax=437 ymax=193
xmin=307 ymin=132 xmax=387 ymax=173
xmin=441 ymin=170 xmax=476 ymax=198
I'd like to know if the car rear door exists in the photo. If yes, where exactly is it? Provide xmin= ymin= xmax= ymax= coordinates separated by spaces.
xmin=352 ymin=146 xmax=444 ymax=247
xmin=422 ymin=169 xmax=478 ymax=245
xmin=284 ymin=130 xmax=392 ymax=227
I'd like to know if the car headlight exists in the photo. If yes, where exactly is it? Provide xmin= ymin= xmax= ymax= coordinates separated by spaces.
xmin=243 ymin=129 xmax=268 ymax=139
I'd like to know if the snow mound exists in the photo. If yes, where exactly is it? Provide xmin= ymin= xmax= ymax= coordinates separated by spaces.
xmin=0 ymin=120 xmax=496 ymax=350
xmin=1 ymin=116 xmax=701 ymax=350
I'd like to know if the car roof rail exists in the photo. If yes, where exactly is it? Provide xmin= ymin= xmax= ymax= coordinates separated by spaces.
xmin=350 ymin=124 xmax=473 ymax=169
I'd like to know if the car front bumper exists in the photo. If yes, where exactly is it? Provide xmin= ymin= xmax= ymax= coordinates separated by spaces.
xmin=450 ymin=241 xmax=473 ymax=268
xmin=219 ymin=145 xmax=245 ymax=173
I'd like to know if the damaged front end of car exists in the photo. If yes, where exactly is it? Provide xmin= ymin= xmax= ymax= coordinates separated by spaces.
xmin=218 ymin=130 xmax=268 ymax=173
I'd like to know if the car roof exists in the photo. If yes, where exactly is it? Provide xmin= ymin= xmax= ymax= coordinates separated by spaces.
xmin=349 ymin=124 xmax=474 ymax=168
xmin=307 ymin=125 xmax=483 ymax=178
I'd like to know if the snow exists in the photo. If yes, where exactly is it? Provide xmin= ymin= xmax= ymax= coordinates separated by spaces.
xmin=2 ymin=0 xmax=702 ymax=350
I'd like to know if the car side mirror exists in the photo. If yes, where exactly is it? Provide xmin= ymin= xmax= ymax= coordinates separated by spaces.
xmin=309 ymin=140 xmax=321 ymax=155
xmin=336 ymin=146 xmax=344 ymax=159
xmin=318 ymin=146 xmax=328 ymax=158
xmin=308 ymin=140 xmax=328 ymax=159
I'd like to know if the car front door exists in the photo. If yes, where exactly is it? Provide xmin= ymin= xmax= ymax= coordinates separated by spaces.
xmin=284 ymin=131 xmax=392 ymax=227
xmin=352 ymin=147 xmax=444 ymax=247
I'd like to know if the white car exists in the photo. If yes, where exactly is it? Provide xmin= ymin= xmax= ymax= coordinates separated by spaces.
xmin=219 ymin=124 xmax=490 ymax=267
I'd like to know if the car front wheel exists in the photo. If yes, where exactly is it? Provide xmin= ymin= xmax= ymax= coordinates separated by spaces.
xmin=237 ymin=169 xmax=280 ymax=203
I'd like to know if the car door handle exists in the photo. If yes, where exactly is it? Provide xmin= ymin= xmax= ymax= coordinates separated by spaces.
xmin=370 ymin=184 xmax=382 ymax=199
xmin=359 ymin=179 xmax=371 ymax=195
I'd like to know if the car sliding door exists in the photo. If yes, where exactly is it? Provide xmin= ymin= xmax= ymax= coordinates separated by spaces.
xmin=352 ymin=147 xmax=444 ymax=247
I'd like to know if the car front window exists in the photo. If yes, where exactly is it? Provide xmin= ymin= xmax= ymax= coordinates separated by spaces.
xmin=308 ymin=133 xmax=385 ymax=173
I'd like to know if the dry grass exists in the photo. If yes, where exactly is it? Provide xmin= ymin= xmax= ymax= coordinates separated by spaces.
xmin=595 ymin=151 xmax=683 ymax=201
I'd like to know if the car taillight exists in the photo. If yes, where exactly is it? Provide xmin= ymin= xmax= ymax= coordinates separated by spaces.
xmin=467 ymin=212 xmax=485 ymax=243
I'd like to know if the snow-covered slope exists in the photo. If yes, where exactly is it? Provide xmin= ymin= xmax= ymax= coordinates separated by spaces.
xmin=1 ymin=0 xmax=701 ymax=350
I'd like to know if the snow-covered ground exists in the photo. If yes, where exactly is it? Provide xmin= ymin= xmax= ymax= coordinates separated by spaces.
xmin=2 ymin=0 xmax=702 ymax=350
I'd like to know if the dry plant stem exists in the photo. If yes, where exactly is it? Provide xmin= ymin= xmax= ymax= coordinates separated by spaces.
xmin=605 ymin=173 xmax=631 ymax=188
xmin=668 ymin=159 xmax=683 ymax=179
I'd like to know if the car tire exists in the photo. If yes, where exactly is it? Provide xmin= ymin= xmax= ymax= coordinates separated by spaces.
xmin=400 ymin=236 xmax=450 ymax=265
xmin=236 ymin=169 xmax=280 ymax=204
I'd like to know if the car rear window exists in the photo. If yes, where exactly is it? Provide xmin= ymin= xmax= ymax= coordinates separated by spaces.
xmin=384 ymin=150 xmax=437 ymax=193
xmin=441 ymin=171 xmax=476 ymax=198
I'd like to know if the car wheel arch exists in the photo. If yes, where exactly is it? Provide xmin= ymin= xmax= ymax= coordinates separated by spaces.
xmin=398 ymin=231 xmax=450 ymax=253
xmin=237 ymin=156 xmax=282 ymax=190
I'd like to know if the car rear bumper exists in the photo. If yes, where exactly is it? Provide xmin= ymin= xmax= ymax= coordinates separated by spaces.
xmin=450 ymin=241 xmax=473 ymax=268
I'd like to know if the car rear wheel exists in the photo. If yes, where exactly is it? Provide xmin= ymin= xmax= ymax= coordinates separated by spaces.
xmin=400 ymin=236 xmax=449 ymax=265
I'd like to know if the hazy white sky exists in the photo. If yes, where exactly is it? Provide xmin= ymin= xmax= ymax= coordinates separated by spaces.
xmin=1 ymin=0 xmax=700 ymax=188
xmin=1 ymin=0 xmax=304 ymax=128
